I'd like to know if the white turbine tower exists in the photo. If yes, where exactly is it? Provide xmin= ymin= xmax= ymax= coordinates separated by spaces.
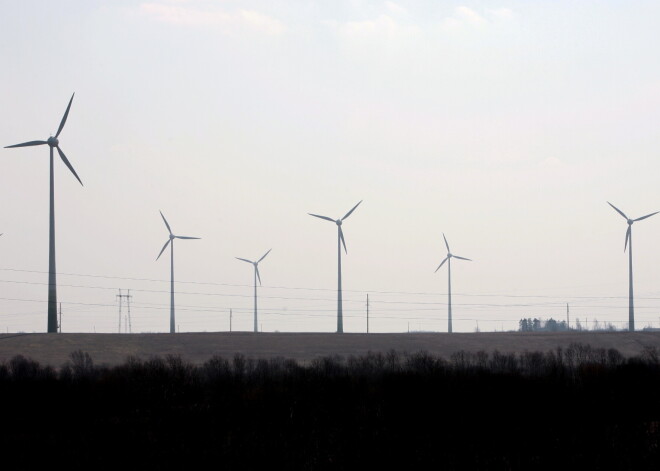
xmin=156 ymin=211 xmax=200 ymax=334
xmin=236 ymin=249 xmax=272 ymax=333
xmin=5 ymin=93 xmax=82 ymax=333
xmin=309 ymin=200 xmax=362 ymax=333
xmin=608 ymin=202 xmax=658 ymax=331
xmin=435 ymin=233 xmax=471 ymax=334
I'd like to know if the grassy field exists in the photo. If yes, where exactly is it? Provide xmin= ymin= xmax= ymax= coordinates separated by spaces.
xmin=1 ymin=330 xmax=659 ymax=366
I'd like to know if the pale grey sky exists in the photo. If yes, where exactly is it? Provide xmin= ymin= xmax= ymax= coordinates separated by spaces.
xmin=1 ymin=1 xmax=660 ymax=333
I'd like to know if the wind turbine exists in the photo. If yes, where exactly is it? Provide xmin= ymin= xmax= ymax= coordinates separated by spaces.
xmin=434 ymin=233 xmax=471 ymax=334
xmin=309 ymin=200 xmax=362 ymax=333
xmin=608 ymin=202 xmax=658 ymax=331
xmin=236 ymin=249 xmax=272 ymax=333
xmin=5 ymin=93 xmax=82 ymax=333
xmin=156 ymin=211 xmax=200 ymax=334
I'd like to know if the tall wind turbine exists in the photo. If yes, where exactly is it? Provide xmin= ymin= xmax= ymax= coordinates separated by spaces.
xmin=435 ymin=233 xmax=471 ymax=334
xmin=608 ymin=202 xmax=658 ymax=331
xmin=309 ymin=200 xmax=362 ymax=333
xmin=156 ymin=211 xmax=200 ymax=334
xmin=236 ymin=249 xmax=272 ymax=333
xmin=5 ymin=93 xmax=82 ymax=333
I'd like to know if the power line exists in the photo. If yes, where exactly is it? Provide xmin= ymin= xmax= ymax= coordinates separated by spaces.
xmin=2 ymin=295 xmax=659 ymax=322
xmin=3 ymin=266 xmax=659 ymax=300
xmin=2 ymin=266 xmax=660 ymax=332
xmin=2 ymin=279 xmax=660 ymax=308
xmin=3 ymin=286 xmax=655 ymax=313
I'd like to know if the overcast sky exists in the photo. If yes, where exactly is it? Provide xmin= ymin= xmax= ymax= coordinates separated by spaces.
xmin=1 ymin=0 xmax=660 ymax=334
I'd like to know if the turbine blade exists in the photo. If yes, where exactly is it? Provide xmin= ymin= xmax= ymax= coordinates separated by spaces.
xmin=443 ymin=233 xmax=450 ymax=252
xmin=55 ymin=93 xmax=75 ymax=138
xmin=56 ymin=147 xmax=83 ymax=186
xmin=156 ymin=239 xmax=171 ymax=260
xmin=607 ymin=202 xmax=628 ymax=220
xmin=4 ymin=140 xmax=48 ymax=148
xmin=175 ymin=236 xmax=200 ymax=240
xmin=435 ymin=257 xmax=448 ymax=272
xmin=453 ymin=255 xmax=472 ymax=261
xmin=308 ymin=213 xmax=335 ymax=222
xmin=625 ymin=226 xmax=630 ymax=252
xmin=160 ymin=211 xmax=172 ymax=234
xmin=256 ymin=266 xmax=262 ymax=285
xmin=236 ymin=257 xmax=254 ymax=264
xmin=258 ymin=248 xmax=272 ymax=263
xmin=339 ymin=226 xmax=347 ymax=254
xmin=634 ymin=211 xmax=659 ymax=222
xmin=341 ymin=200 xmax=362 ymax=221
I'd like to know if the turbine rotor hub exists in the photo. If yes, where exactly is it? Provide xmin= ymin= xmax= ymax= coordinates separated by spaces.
xmin=169 ymin=234 xmax=175 ymax=240
xmin=448 ymin=253 xmax=452 ymax=258
xmin=628 ymin=219 xmax=633 ymax=225
xmin=47 ymin=136 xmax=59 ymax=147
xmin=336 ymin=219 xmax=342 ymax=226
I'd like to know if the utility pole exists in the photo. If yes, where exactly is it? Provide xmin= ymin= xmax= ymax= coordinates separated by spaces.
xmin=566 ymin=303 xmax=570 ymax=331
xmin=58 ymin=302 xmax=62 ymax=333
xmin=230 ymin=308 xmax=232 ymax=333
xmin=117 ymin=289 xmax=122 ymax=333
xmin=117 ymin=289 xmax=133 ymax=333
xmin=127 ymin=290 xmax=132 ymax=333
xmin=366 ymin=294 xmax=369 ymax=334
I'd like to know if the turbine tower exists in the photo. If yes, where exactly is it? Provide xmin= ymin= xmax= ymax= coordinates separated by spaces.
xmin=156 ymin=211 xmax=200 ymax=333
xmin=5 ymin=94 xmax=82 ymax=333
xmin=236 ymin=249 xmax=272 ymax=333
xmin=309 ymin=200 xmax=362 ymax=333
xmin=608 ymin=202 xmax=658 ymax=331
xmin=434 ymin=233 xmax=471 ymax=334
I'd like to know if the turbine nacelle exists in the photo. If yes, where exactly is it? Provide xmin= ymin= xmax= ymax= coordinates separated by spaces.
xmin=308 ymin=200 xmax=362 ymax=255
xmin=156 ymin=211 xmax=200 ymax=260
xmin=5 ymin=93 xmax=83 ymax=187
xmin=236 ymin=249 xmax=271 ymax=290
xmin=608 ymin=202 xmax=659 ymax=252
xmin=435 ymin=234 xmax=472 ymax=272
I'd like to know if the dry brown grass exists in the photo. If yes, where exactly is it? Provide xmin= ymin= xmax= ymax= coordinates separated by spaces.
xmin=1 ymin=330 xmax=659 ymax=367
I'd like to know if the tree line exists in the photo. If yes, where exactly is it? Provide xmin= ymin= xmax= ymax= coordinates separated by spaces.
xmin=518 ymin=317 xmax=619 ymax=332
xmin=1 ymin=344 xmax=659 ymax=469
